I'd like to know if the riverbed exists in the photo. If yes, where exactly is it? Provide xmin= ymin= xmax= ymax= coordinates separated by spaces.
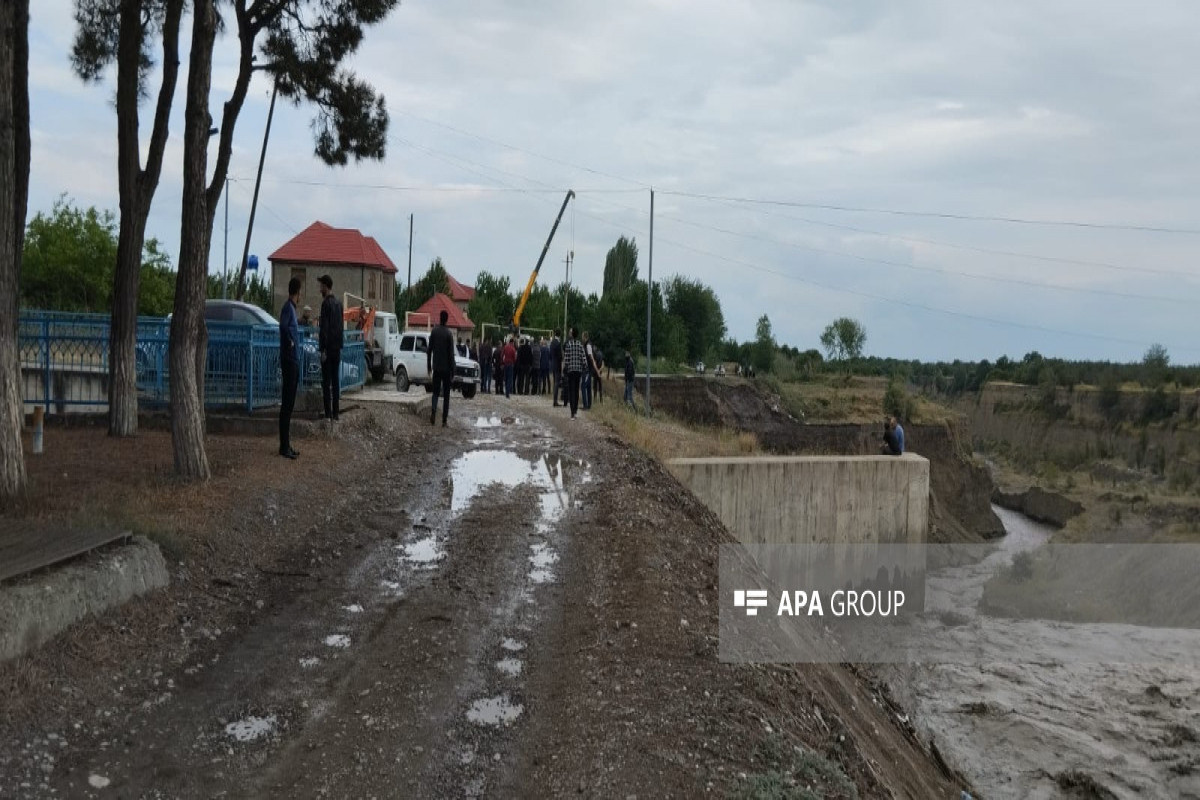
xmin=886 ymin=505 xmax=1200 ymax=799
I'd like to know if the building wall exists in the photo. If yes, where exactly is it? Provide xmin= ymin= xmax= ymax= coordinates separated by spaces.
xmin=271 ymin=262 xmax=396 ymax=316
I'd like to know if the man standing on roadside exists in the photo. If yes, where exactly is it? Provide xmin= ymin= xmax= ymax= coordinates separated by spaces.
xmin=563 ymin=327 xmax=586 ymax=419
xmin=502 ymin=335 xmax=517 ymax=398
xmin=428 ymin=309 xmax=456 ymax=427
xmin=317 ymin=275 xmax=343 ymax=422
xmin=550 ymin=329 xmax=563 ymax=407
xmin=624 ymin=350 xmax=636 ymax=407
xmin=478 ymin=337 xmax=493 ymax=395
xmin=278 ymin=278 xmax=302 ymax=459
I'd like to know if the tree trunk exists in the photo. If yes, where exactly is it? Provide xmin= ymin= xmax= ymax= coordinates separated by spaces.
xmin=109 ymin=204 xmax=147 ymax=438
xmin=108 ymin=0 xmax=183 ymax=438
xmin=169 ymin=0 xmax=216 ymax=481
xmin=0 ymin=0 xmax=30 ymax=508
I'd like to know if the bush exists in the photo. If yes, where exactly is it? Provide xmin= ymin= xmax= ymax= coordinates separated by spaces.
xmin=883 ymin=375 xmax=915 ymax=421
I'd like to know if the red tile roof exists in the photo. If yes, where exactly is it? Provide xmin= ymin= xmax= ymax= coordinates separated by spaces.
xmin=269 ymin=221 xmax=398 ymax=274
xmin=446 ymin=273 xmax=475 ymax=303
xmin=414 ymin=292 xmax=475 ymax=330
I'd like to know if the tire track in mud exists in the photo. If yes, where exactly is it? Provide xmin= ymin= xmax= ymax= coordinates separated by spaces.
xmin=45 ymin=404 xmax=593 ymax=799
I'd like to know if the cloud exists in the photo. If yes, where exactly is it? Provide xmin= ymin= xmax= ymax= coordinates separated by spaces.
xmin=23 ymin=0 xmax=1200 ymax=363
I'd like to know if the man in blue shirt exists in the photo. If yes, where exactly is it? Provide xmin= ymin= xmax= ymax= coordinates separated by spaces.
xmin=894 ymin=418 xmax=905 ymax=454
xmin=278 ymin=277 xmax=302 ymax=459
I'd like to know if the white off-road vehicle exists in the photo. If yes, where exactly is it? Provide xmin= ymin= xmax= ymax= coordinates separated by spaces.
xmin=394 ymin=325 xmax=480 ymax=398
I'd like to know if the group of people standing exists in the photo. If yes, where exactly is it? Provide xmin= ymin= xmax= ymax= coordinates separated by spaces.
xmin=471 ymin=328 xmax=636 ymax=419
xmin=278 ymin=273 xmax=344 ymax=459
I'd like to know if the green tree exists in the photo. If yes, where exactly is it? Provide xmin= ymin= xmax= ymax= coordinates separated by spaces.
xmin=72 ymin=0 xmax=183 ymax=437
xmin=819 ymin=317 xmax=867 ymax=362
xmin=662 ymin=274 xmax=726 ymax=362
xmin=21 ymin=199 xmax=118 ymax=312
xmin=601 ymin=236 xmax=638 ymax=298
xmin=468 ymin=269 xmax=513 ymax=333
xmin=20 ymin=198 xmax=176 ymax=315
xmin=409 ymin=257 xmax=452 ymax=312
xmin=170 ymin=0 xmax=399 ymax=480
xmin=752 ymin=314 xmax=775 ymax=374
xmin=1143 ymin=343 xmax=1169 ymax=387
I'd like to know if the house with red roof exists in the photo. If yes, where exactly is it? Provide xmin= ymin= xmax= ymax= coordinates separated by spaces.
xmin=445 ymin=273 xmax=475 ymax=315
xmin=269 ymin=221 xmax=398 ymax=315
xmin=412 ymin=292 xmax=474 ymax=334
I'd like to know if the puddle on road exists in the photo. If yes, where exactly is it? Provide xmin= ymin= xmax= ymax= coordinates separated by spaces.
xmin=466 ymin=695 xmax=524 ymax=726
xmin=400 ymin=536 xmax=446 ymax=566
xmin=380 ymin=580 xmax=404 ymax=598
xmin=343 ymin=604 xmax=363 ymax=614
xmin=529 ymin=542 xmax=559 ymax=584
xmin=496 ymin=658 xmax=523 ymax=677
xmin=501 ymin=638 xmax=525 ymax=652
xmin=299 ymin=657 xmax=320 ymax=669
xmin=323 ymin=634 xmax=351 ymax=649
xmin=450 ymin=450 xmax=591 ymax=537
xmin=225 ymin=715 xmax=277 ymax=743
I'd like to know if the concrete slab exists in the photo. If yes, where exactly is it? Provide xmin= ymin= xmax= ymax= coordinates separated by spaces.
xmin=357 ymin=385 xmax=427 ymax=406
xmin=0 ymin=536 xmax=169 ymax=663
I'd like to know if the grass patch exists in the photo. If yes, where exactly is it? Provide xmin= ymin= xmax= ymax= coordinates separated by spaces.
xmin=734 ymin=735 xmax=859 ymax=800
xmin=772 ymin=375 xmax=955 ymax=425
xmin=591 ymin=401 xmax=759 ymax=460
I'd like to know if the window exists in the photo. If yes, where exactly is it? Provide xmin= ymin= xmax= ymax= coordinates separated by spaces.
xmin=400 ymin=335 xmax=414 ymax=352
xmin=368 ymin=272 xmax=377 ymax=300
xmin=386 ymin=317 xmax=398 ymax=335
xmin=415 ymin=336 xmax=428 ymax=352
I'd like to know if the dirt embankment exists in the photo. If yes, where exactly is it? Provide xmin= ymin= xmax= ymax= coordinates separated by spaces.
xmin=646 ymin=377 xmax=1004 ymax=541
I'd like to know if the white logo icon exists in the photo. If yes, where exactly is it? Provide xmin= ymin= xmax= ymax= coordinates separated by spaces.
xmin=733 ymin=590 xmax=769 ymax=616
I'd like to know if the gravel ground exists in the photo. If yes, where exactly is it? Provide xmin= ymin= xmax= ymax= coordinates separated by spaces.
xmin=0 ymin=393 xmax=962 ymax=798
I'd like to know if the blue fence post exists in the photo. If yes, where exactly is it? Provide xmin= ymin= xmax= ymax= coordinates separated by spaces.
xmin=247 ymin=329 xmax=255 ymax=415
xmin=41 ymin=319 xmax=50 ymax=411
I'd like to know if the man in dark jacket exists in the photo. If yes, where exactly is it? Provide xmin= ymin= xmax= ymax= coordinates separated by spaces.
xmin=549 ymin=330 xmax=563 ymax=407
xmin=624 ymin=350 xmax=636 ymax=406
xmin=478 ymin=338 xmax=493 ymax=395
xmin=428 ymin=310 xmax=456 ymax=426
xmin=317 ymin=274 xmax=343 ymax=421
xmin=278 ymin=277 xmax=302 ymax=459
xmin=517 ymin=337 xmax=534 ymax=395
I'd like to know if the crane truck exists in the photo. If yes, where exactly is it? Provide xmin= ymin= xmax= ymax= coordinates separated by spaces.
xmin=511 ymin=189 xmax=575 ymax=329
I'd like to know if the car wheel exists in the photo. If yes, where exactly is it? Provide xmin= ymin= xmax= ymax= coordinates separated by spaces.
xmin=395 ymin=366 xmax=410 ymax=392
xmin=371 ymin=365 xmax=385 ymax=382
xmin=461 ymin=384 xmax=476 ymax=399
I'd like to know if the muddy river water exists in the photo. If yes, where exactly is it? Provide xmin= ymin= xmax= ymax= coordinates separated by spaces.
xmin=887 ymin=506 xmax=1200 ymax=799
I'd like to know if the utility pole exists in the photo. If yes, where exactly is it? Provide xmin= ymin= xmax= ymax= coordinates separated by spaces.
xmin=222 ymin=177 xmax=229 ymax=299
xmin=645 ymin=188 xmax=654 ymax=414
xmin=236 ymin=81 xmax=277 ymax=300
xmin=406 ymin=212 xmax=413 ymax=316
xmin=562 ymin=250 xmax=573 ymax=335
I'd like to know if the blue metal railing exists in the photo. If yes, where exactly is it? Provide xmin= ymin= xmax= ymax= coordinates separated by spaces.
xmin=19 ymin=310 xmax=365 ymax=414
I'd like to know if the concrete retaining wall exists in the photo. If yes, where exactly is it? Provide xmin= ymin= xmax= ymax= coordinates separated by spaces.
xmin=666 ymin=454 xmax=930 ymax=546
xmin=0 ymin=537 xmax=169 ymax=663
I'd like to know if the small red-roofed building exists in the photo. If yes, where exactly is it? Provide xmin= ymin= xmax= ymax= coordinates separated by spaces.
xmin=411 ymin=292 xmax=475 ymax=334
xmin=269 ymin=221 xmax=398 ymax=314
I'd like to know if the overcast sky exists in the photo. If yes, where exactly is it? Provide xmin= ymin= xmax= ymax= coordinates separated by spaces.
xmin=25 ymin=0 xmax=1200 ymax=363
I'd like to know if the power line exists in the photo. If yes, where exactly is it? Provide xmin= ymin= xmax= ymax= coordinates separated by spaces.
xmin=374 ymin=135 xmax=1194 ymax=352
xmin=657 ymin=189 xmax=1200 ymax=235
xmin=228 ymin=177 xmax=298 ymax=234
xmin=230 ymin=176 xmax=641 ymax=194
xmin=394 ymin=110 xmax=648 ymax=189
xmin=578 ymin=193 xmax=1193 ymax=304
xmin=676 ymin=195 xmax=1199 ymax=279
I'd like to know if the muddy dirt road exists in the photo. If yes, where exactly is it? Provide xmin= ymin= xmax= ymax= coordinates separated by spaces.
xmin=2 ymin=393 xmax=960 ymax=798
